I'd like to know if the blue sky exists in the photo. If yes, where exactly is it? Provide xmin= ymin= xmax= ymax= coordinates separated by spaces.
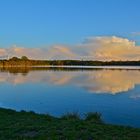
xmin=0 ymin=0 xmax=140 ymax=48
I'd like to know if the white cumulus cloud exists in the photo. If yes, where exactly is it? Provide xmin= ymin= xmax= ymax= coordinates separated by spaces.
xmin=0 ymin=36 xmax=140 ymax=60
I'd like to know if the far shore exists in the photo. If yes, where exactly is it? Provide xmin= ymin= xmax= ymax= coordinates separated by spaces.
xmin=0 ymin=56 xmax=140 ymax=68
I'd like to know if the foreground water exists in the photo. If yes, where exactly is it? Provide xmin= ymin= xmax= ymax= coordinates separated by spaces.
xmin=0 ymin=67 xmax=140 ymax=127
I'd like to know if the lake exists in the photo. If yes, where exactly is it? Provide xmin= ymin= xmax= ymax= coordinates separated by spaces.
xmin=0 ymin=66 xmax=140 ymax=127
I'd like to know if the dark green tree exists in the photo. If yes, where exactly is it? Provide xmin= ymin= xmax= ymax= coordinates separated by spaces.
xmin=9 ymin=57 xmax=20 ymax=61
xmin=21 ymin=56 xmax=29 ymax=60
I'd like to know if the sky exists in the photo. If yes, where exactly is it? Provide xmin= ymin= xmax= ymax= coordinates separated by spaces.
xmin=0 ymin=0 xmax=140 ymax=60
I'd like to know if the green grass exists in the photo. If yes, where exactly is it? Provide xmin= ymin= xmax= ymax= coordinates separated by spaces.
xmin=0 ymin=108 xmax=140 ymax=140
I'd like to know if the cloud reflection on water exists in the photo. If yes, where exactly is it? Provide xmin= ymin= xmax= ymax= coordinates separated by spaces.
xmin=0 ymin=68 xmax=140 ymax=95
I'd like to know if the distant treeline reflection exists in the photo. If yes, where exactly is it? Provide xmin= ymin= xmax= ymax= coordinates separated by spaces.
xmin=0 ymin=67 xmax=103 ymax=75
xmin=0 ymin=66 xmax=140 ymax=75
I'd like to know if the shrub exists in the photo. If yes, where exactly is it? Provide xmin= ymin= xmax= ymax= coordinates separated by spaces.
xmin=61 ymin=112 xmax=80 ymax=120
xmin=85 ymin=112 xmax=103 ymax=124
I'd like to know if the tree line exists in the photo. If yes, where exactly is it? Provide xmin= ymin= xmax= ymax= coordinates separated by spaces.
xmin=0 ymin=56 xmax=140 ymax=67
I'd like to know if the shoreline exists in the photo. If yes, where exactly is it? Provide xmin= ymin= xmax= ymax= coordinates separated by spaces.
xmin=0 ymin=65 xmax=140 ymax=70
xmin=32 ymin=65 xmax=140 ymax=70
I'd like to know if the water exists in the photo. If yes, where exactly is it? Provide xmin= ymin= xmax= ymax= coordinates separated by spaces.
xmin=0 ymin=67 xmax=140 ymax=127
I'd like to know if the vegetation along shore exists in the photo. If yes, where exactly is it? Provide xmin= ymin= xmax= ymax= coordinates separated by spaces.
xmin=0 ymin=56 xmax=140 ymax=67
xmin=0 ymin=107 xmax=140 ymax=140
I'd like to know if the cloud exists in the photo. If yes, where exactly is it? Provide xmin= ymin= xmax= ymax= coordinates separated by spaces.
xmin=0 ymin=36 xmax=140 ymax=60
xmin=131 ymin=32 xmax=140 ymax=37
xmin=130 ymin=94 xmax=140 ymax=99
xmin=0 ymin=48 xmax=7 ymax=56
xmin=46 ymin=45 xmax=77 ymax=60
xmin=77 ymin=36 xmax=140 ymax=60
xmin=3 ymin=45 xmax=77 ymax=60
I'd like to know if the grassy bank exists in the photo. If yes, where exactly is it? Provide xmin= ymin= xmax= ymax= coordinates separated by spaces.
xmin=0 ymin=108 xmax=140 ymax=140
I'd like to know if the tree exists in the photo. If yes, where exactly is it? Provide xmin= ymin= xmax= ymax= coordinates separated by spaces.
xmin=21 ymin=56 xmax=29 ymax=60
xmin=9 ymin=57 xmax=20 ymax=61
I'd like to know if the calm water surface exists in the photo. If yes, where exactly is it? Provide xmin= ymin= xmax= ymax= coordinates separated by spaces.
xmin=0 ymin=67 xmax=140 ymax=127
